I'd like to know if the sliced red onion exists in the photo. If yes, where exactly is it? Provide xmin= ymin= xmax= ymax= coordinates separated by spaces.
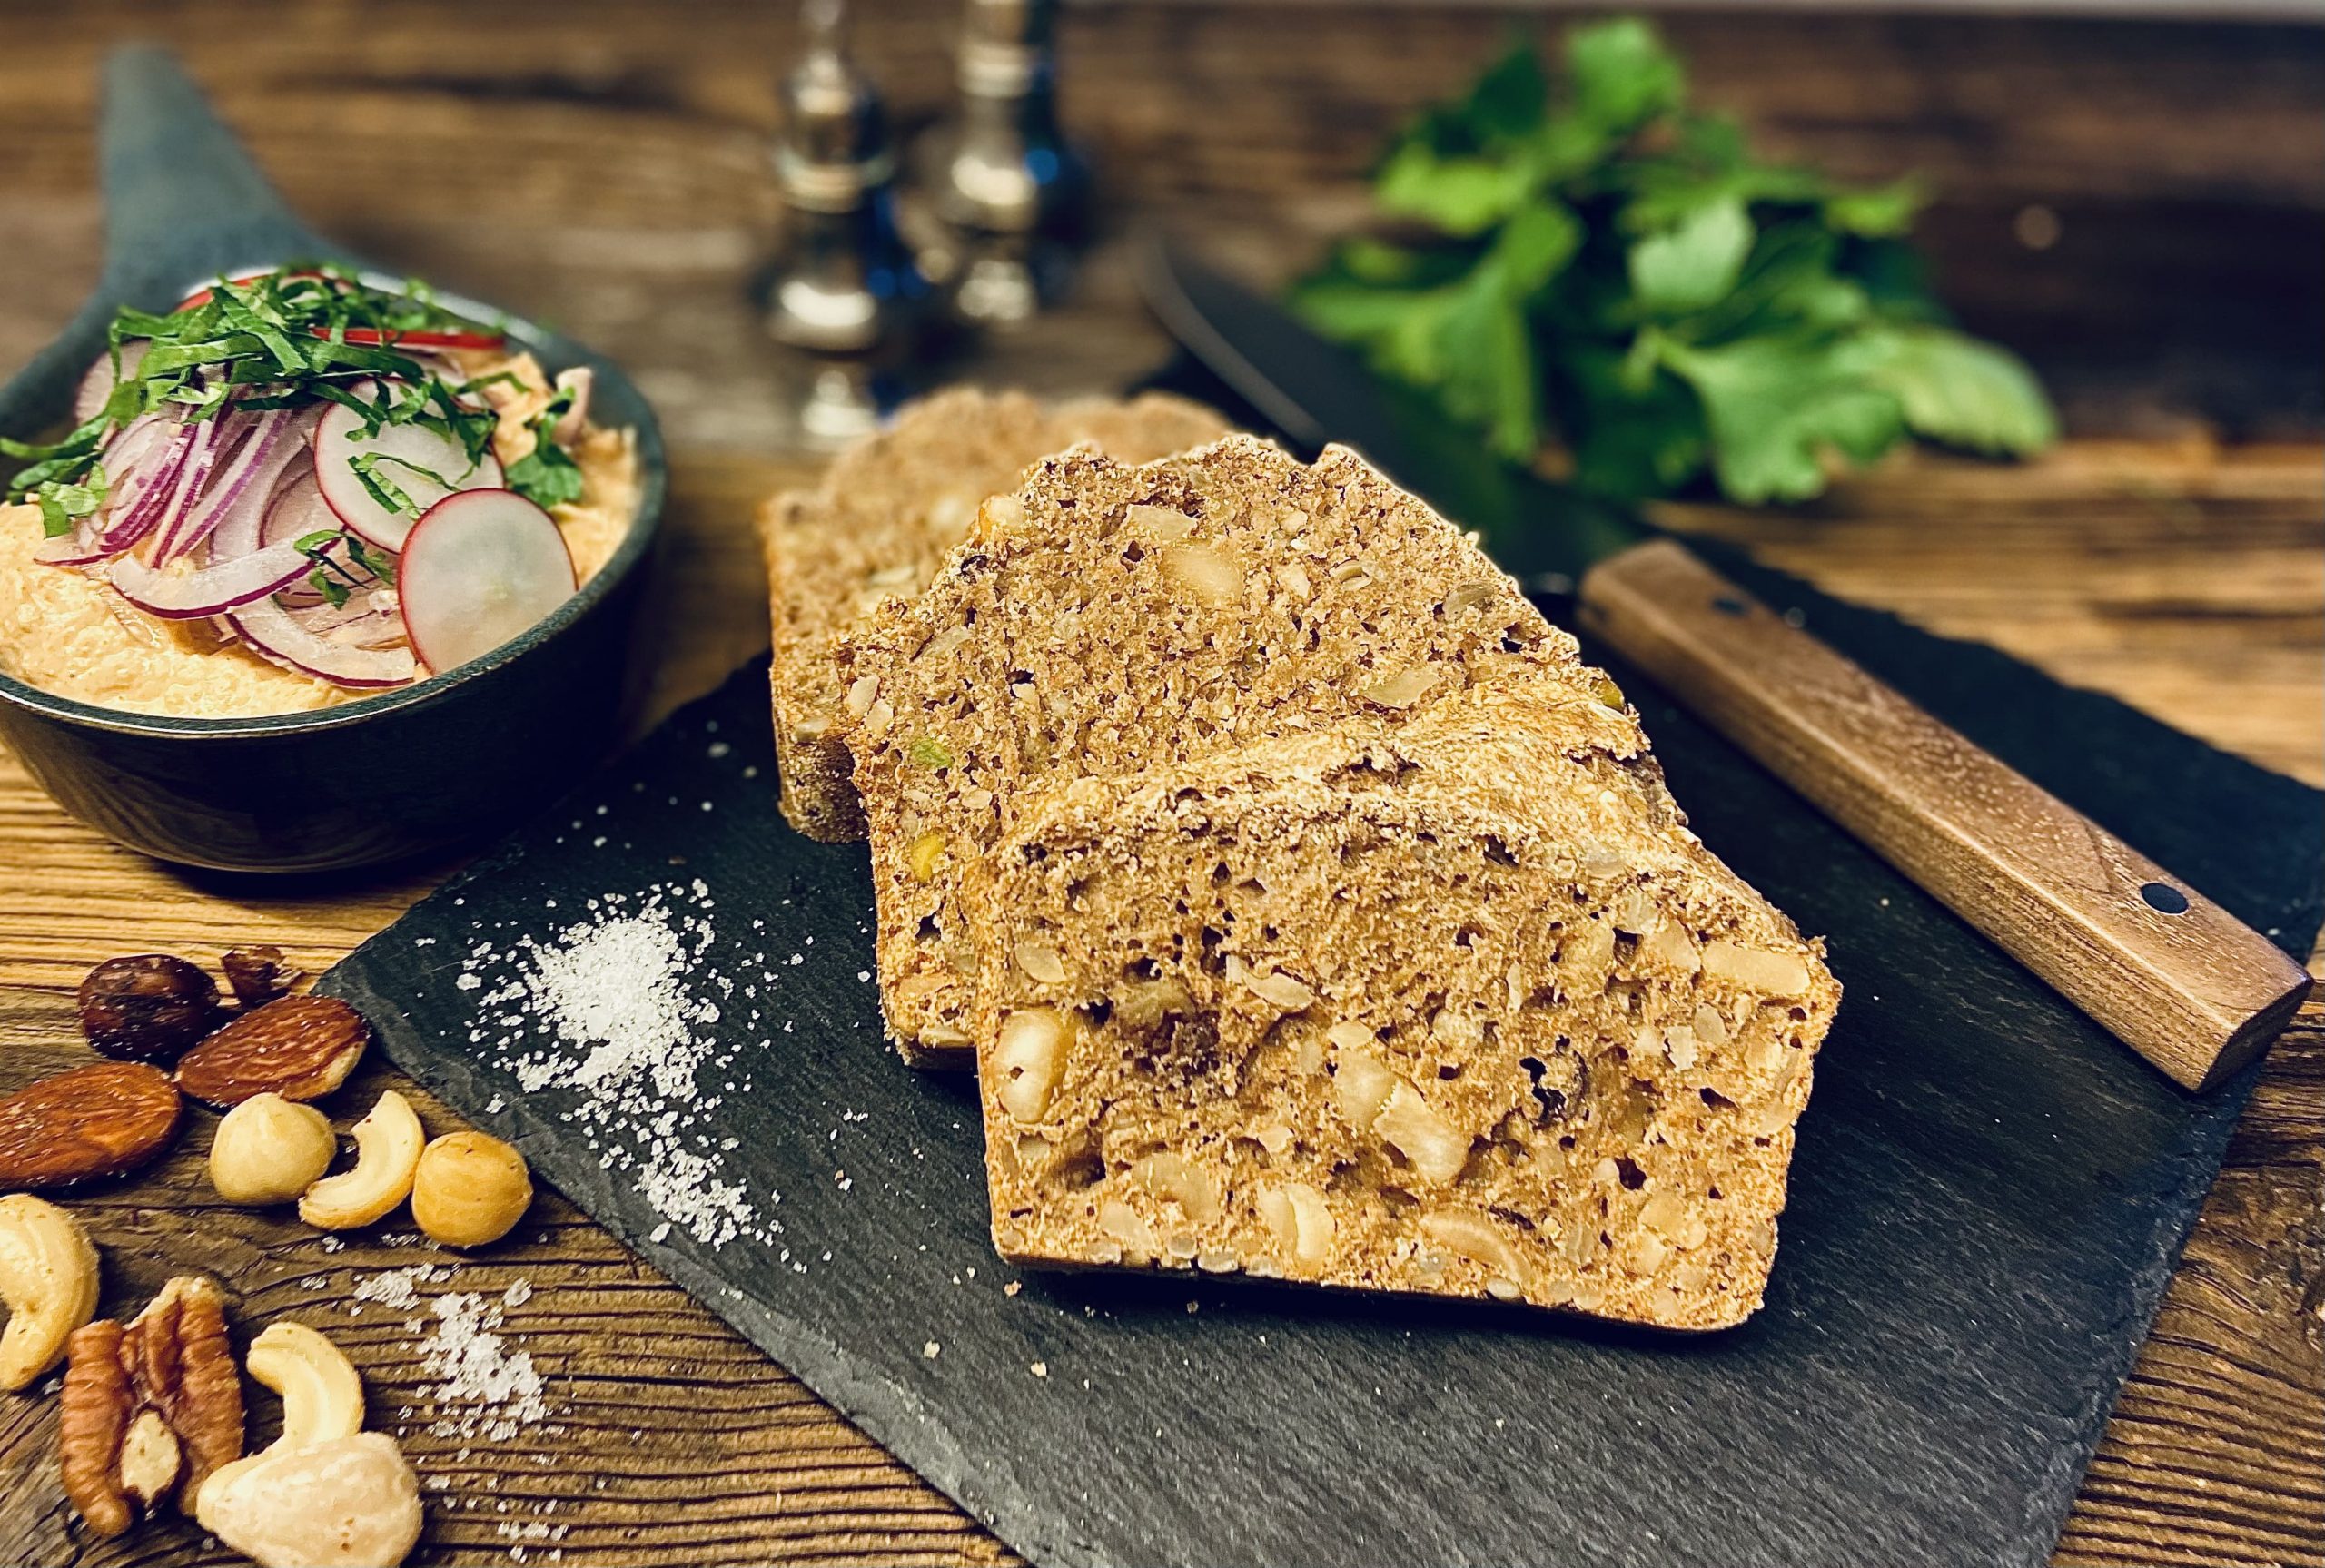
xmin=73 ymin=341 xmax=149 ymax=427
xmin=158 ymin=409 xmax=313 ymax=567
xmin=109 ymin=541 xmax=312 ymax=619
xmin=96 ymin=416 xmax=196 ymax=552
xmin=34 ymin=527 xmax=110 ymax=566
xmin=290 ymin=585 xmax=392 ymax=633
xmin=231 ymin=595 xmax=417 ymax=687
xmin=295 ymin=601 xmax=408 ymax=650
xmin=155 ymin=407 xmax=289 ymax=564
xmin=140 ymin=414 xmax=233 ymax=562
xmin=26 ymin=417 xmax=165 ymax=565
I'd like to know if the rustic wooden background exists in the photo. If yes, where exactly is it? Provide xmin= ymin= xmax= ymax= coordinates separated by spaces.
xmin=0 ymin=2 xmax=2318 ymax=1563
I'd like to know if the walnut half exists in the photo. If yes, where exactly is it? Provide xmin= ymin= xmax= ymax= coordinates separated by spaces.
xmin=60 ymin=1275 xmax=244 ymax=1537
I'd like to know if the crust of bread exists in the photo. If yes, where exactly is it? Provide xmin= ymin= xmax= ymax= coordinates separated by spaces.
xmin=759 ymin=389 xmax=1231 ymax=842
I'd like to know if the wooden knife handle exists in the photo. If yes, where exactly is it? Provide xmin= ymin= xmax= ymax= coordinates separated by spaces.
xmin=1578 ymin=537 xmax=2312 ymax=1091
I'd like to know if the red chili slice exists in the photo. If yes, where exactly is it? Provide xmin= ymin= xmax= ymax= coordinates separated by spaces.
xmin=315 ymin=327 xmax=507 ymax=350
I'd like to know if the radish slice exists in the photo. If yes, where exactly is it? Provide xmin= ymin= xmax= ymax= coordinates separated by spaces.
xmin=257 ymin=460 xmax=337 ymax=550
xmin=232 ymin=596 xmax=417 ymax=687
xmin=74 ymin=341 xmax=149 ymax=426
xmin=398 ymin=489 xmax=574 ymax=676
xmin=109 ymin=543 xmax=312 ymax=619
xmin=312 ymin=382 xmax=502 ymax=550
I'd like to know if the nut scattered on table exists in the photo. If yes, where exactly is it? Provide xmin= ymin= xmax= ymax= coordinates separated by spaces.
xmin=194 ymin=1319 xmax=419 ymax=1567
xmin=60 ymin=1275 xmax=243 ymax=1537
xmin=175 ymin=994 xmax=370 ymax=1109
xmin=0 ymin=1061 xmax=183 ymax=1191
xmin=77 ymin=954 xmax=223 ymax=1065
xmin=0 ymin=1194 xmax=100 ymax=1391
xmin=220 ymin=945 xmax=301 ymax=1011
xmin=237 ymin=1321 xmax=366 ymax=1462
xmin=299 ymin=1090 xmax=422 ymax=1231
xmin=195 ymin=1431 xmax=422 ymax=1568
xmin=208 ymin=1094 xmax=337 ymax=1206
xmin=411 ymin=1129 xmax=533 ymax=1248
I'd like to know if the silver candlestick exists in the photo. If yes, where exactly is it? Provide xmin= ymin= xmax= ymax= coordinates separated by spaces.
xmin=758 ymin=0 xmax=923 ymax=445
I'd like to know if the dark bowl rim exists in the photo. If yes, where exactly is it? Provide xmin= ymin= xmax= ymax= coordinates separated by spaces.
xmin=0 ymin=271 xmax=666 ymax=742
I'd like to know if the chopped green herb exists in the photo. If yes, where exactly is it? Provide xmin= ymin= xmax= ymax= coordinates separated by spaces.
xmin=907 ymin=736 xmax=955 ymax=770
xmin=1288 ymin=18 xmax=2055 ymax=504
xmin=1 ymin=264 xmax=509 ymax=526
xmin=503 ymin=385 xmax=587 ymax=511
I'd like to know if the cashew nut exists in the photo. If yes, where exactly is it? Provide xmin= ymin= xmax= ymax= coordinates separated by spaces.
xmin=196 ymin=1320 xmax=367 ymax=1523
xmin=298 ymin=1090 xmax=422 ymax=1231
xmin=0 ymin=1193 xmax=99 ymax=1391
xmin=210 ymin=1093 xmax=336 ymax=1205
xmin=411 ymin=1130 xmax=533 ymax=1249
xmin=251 ymin=1321 xmax=366 ymax=1455
xmin=195 ymin=1432 xmax=421 ymax=1568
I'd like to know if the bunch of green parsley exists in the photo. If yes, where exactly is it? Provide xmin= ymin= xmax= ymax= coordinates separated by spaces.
xmin=1289 ymin=18 xmax=2055 ymax=504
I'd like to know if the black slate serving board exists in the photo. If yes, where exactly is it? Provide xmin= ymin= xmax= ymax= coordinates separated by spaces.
xmin=323 ymin=543 xmax=2322 ymax=1568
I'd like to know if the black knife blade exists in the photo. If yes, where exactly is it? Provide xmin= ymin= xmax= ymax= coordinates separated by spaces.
xmin=1135 ymin=232 xmax=1648 ymax=601
xmin=1133 ymin=229 xmax=2313 ymax=1090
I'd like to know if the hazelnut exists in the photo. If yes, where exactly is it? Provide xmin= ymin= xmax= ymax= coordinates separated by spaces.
xmin=410 ymin=1131 xmax=532 ymax=1249
xmin=77 ymin=955 xmax=221 ymax=1064
xmin=209 ymin=1094 xmax=336 ymax=1206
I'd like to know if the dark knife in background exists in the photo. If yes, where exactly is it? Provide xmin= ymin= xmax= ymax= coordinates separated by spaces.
xmin=1137 ymin=235 xmax=2311 ymax=1092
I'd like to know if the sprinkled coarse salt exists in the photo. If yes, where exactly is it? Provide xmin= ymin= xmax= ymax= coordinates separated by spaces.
xmin=418 ymin=1290 xmax=549 ymax=1442
xmin=352 ymin=1264 xmax=455 ymax=1312
xmin=453 ymin=882 xmax=777 ymax=1251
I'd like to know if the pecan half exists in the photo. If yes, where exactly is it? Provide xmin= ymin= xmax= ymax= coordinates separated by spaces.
xmin=174 ymin=995 xmax=369 ymax=1108
xmin=59 ymin=1275 xmax=244 ymax=1537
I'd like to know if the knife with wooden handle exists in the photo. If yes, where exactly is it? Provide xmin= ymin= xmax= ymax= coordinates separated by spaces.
xmin=1138 ymin=235 xmax=2311 ymax=1091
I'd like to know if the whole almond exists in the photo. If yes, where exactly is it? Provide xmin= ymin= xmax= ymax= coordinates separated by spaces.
xmin=0 ymin=1062 xmax=183 ymax=1189
xmin=174 ymin=995 xmax=370 ymax=1109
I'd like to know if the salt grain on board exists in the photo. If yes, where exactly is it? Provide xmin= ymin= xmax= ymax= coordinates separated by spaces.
xmin=455 ymin=881 xmax=777 ymax=1250
xmin=419 ymin=1290 xmax=549 ymax=1442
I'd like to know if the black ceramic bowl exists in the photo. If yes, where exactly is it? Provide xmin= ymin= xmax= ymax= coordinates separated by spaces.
xmin=0 ymin=49 xmax=667 ymax=873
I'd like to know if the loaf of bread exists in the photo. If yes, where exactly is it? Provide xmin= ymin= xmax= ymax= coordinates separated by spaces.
xmin=972 ymin=678 xmax=1838 ymax=1328
xmin=836 ymin=436 xmax=1609 ymax=1066
xmin=758 ymin=389 xmax=1230 ymax=840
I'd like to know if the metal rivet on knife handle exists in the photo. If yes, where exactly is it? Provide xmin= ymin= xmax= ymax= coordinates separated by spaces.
xmin=1578 ymin=537 xmax=2313 ymax=1092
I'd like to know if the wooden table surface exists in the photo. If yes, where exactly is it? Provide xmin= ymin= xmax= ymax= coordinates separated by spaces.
xmin=0 ymin=4 xmax=2318 ymax=1564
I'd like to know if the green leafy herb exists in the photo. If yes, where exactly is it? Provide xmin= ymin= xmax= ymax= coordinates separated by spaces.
xmin=2 ymin=264 xmax=507 ymax=524
xmin=503 ymin=385 xmax=587 ymax=511
xmin=1288 ymin=18 xmax=2056 ymax=504
xmin=906 ymin=736 xmax=955 ymax=770
xmin=290 ymin=527 xmax=391 ymax=607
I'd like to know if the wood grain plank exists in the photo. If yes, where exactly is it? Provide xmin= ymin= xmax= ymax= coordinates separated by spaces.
xmin=0 ymin=4 xmax=2317 ymax=1563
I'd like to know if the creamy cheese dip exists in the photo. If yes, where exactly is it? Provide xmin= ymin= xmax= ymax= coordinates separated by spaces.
xmin=0 ymin=352 xmax=637 ymax=719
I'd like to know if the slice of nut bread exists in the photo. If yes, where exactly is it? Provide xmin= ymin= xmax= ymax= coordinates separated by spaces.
xmin=759 ymin=388 xmax=1231 ymax=841
xmin=973 ymin=677 xmax=1839 ymax=1329
xmin=836 ymin=434 xmax=1609 ymax=1066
